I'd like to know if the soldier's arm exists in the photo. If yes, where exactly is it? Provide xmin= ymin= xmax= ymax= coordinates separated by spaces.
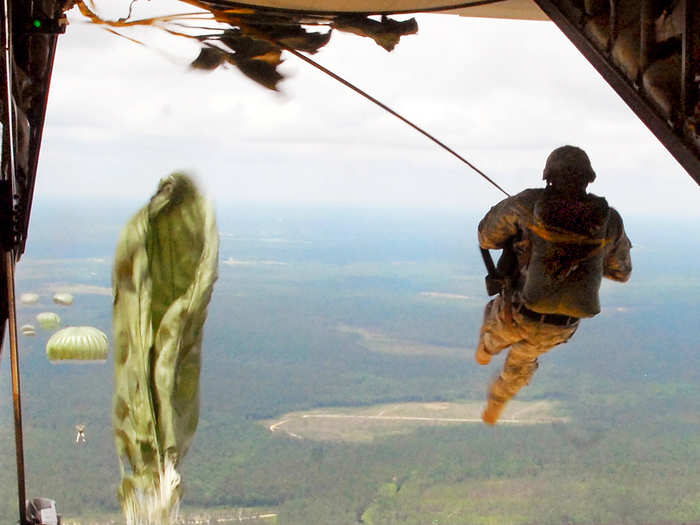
xmin=603 ymin=208 xmax=632 ymax=282
xmin=478 ymin=193 xmax=532 ymax=249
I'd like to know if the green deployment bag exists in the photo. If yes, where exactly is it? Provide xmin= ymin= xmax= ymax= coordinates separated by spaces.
xmin=112 ymin=173 xmax=218 ymax=521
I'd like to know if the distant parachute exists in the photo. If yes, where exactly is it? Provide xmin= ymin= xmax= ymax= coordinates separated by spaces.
xmin=46 ymin=326 xmax=109 ymax=362
xmin=53 ymin=293 xmax=74 ymax=306
xmin=21 ymin=324 xmax=36 ymax=337
xmin=36 ymin=312 xmax=61 ymax=331
xmin=20 ymin=293 xmax=40 ymax=305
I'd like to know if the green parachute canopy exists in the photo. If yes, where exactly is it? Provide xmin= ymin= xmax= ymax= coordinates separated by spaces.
xmin=36 ymin=312 xmax=61 ymax=330
xmin=21 ymin=324 xmax=36 ymax=337
xmin=46 ymin=326 xmax=109 ymax=362
xmin=112 ymin=173 xmax=219 ymax=522
xmin=53 ymin=292 xmax=75 ymax=306
xmin=20 ymin=293 xmax=40 ymax=305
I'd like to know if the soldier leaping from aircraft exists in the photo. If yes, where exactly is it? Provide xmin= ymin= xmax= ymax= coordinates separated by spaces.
xmin=476 ymin=145 xmax=632 ymax=425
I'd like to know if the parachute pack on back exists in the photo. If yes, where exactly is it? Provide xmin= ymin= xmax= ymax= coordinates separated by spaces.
xmin=522 ymin=192 xmax=611 ymax=318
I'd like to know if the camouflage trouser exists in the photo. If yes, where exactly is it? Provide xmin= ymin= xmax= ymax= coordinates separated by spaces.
xmin=477 ymin=294 xmax=579 ymax=406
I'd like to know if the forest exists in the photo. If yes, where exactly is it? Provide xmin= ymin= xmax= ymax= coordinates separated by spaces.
xmin=0 ymin=203 xmax=698 ymax=524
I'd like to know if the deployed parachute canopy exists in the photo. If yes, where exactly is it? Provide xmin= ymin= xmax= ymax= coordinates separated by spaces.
xmin=53 ymin=292 xmax=75 ymax=306
xmin=20 ymin=293 xmax=40 ymax=305
xmin=21 ymin=324 xmax=37 ymax=337
xmin=36 ymin=312 xmax=61 ymax=331
xmin=46 ymin=326 xmax=109 ymax=362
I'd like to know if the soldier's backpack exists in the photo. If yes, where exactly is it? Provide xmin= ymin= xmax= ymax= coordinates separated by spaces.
xmin=522 ymin=192 xmax=611 ymax=318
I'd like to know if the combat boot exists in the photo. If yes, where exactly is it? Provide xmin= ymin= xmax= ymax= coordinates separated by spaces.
xmin=482 ymin=397 xmax=507 ymax=425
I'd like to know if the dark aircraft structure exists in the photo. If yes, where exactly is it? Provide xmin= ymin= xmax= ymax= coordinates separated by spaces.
xmin=0 ymin=0 xmax=698 ymax=523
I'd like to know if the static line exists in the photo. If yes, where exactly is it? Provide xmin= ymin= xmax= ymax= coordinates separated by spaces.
xmin=280 ymin=43 xmax=511 ymax=198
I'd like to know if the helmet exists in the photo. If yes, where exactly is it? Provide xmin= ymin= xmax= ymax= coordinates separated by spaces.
xmin=543 ymin=145 xmax=596 ymax=187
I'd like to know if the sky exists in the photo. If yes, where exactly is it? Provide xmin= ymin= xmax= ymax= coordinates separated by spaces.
xmin=33 ymin=1 xmax=700 ymax=217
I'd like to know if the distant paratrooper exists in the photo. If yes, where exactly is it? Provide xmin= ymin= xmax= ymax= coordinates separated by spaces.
xmin=75 ymin=424 xmax=87 ymax=445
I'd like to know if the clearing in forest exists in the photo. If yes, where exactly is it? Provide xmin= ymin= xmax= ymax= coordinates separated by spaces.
xmin=266 ymin=401 xmax=567 ymax=442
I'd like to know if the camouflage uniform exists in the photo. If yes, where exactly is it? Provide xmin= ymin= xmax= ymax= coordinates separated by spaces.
xmin=476 ymin=186 xmax=632 ymax=424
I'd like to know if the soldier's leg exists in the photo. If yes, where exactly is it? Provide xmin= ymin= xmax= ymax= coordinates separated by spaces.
xmin=483 ymin=321 xmax=578 ymax=424
xmin=483 ymin=344 xmax=540 ymax=421
xmin=475 ymin=295 xmax=519 ymax=365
